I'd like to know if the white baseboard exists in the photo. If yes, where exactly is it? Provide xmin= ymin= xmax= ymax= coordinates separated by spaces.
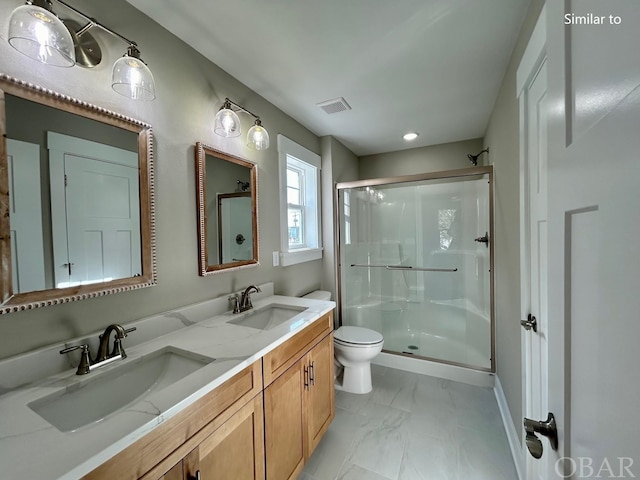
xmin=372 ymin=352 xmax=495 ymax=388
xmin=494 ymin=376 xmax=525 ymax=480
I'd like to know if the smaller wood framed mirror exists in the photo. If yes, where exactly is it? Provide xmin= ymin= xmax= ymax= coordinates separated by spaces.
xmin=195 ymin=143 xmax=258 ymax=275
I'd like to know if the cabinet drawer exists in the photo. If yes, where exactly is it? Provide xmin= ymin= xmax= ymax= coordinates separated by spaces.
xmin=84 ymin=361 xmax=262 ymax=480
xmin=263 ymin=311 xmax=333 ymax=387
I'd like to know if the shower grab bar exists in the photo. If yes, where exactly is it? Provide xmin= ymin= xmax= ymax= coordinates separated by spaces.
xmin=349 ymin=263 xmax=458 ymax=273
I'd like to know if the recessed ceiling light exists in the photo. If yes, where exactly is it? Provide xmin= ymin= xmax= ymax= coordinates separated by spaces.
xmin=403 ymin=132 xmax=419 ymax=141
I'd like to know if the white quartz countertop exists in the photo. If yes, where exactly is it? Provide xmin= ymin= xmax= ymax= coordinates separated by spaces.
xmin=0 ymin=286 xmax=335 ymax=479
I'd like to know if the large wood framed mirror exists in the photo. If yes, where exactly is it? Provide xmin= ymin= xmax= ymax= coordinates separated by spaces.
xmin=195 ymin=143 xmax=258 ymax=275
xmin=0 ymin=74 xmax=157 ymax=313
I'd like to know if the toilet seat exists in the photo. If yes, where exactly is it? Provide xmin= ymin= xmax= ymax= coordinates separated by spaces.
xmin=334 ymin=326 xmax=383 ymax=347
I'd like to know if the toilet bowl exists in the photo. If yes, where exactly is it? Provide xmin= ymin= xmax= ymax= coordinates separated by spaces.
xmin=333 ymin=326 xmax=384 ymax=394
xmin=301 ymin=290 xmax=384 ymax=394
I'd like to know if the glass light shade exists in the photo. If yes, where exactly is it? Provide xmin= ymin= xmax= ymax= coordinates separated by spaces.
xmin=8 ymin=4 xmax=75 ymax=67
xmin=112 ymin=53 xmax=156 ymax=101
xmin=247 ymin=121 xmax=270 ymax=150
xmin=214 ymin=108 xmax=241 ymax=138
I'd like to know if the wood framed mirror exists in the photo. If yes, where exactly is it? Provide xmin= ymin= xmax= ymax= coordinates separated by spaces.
xmin=0 ymin=74 xmax=157 ymax=313
xmin=195 ymin=143 xmax=258 ymax=275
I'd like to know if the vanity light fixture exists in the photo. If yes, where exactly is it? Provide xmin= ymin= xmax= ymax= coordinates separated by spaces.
xmin=214 ymin=97 xmax=270 ymax=150
xmin=7 ymin=0 xmax=156 ymax=101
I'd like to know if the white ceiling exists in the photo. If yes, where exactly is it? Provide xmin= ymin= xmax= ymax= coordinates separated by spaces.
xmin=127 ymin=0 xmax=529 ymax=156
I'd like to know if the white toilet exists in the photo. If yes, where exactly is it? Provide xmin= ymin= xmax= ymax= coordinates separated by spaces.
xmin=302 ymin=290 xmax=384 ymax=395
xmin=333 ymin=326 xmax=384 ymax=394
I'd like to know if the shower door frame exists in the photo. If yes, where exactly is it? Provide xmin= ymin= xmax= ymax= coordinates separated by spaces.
xmin=334 ymin=165 xmax=495 ymax=373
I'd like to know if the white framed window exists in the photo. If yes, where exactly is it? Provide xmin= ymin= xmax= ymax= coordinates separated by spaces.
xmin=278 ymin=134 xmax=322 ymax=266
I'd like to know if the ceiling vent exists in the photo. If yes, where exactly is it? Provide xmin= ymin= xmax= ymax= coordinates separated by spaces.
xmin=316 ymin=97 xmax=351 ymax=114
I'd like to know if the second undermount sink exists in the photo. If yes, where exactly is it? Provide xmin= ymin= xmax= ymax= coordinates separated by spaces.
xmin=28 ymin=347 xmax=214 ymax=432
xmin=227 ymin=303 xmax=308 ymax=330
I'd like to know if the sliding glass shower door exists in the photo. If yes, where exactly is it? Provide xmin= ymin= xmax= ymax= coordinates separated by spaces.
xmin=337 ymin=167 xmax=494 ymax=371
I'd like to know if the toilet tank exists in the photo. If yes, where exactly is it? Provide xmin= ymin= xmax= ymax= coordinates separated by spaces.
xmin=302 ymin=290 xmax=332 ymax=301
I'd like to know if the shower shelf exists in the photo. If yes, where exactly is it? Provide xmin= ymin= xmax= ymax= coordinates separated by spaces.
xmin=349 ymin=264 xmax=458 ymax=273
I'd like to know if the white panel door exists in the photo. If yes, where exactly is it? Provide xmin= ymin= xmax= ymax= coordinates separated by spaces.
xmin=6 ymin=139 xmax=46 ymax=293
xmin=520 ymin=58 xmax=549 ymax=479
xmin=546 ymin=1 xmax=640 ymax=478
xmin=47 ymin=132 xmax=140 ymax=287
xmin=219 ymin=194 xmax=252 ymax=263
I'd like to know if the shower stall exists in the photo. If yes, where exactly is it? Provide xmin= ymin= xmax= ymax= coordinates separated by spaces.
xmin=336 ymin=166 xmax=494 ymax=372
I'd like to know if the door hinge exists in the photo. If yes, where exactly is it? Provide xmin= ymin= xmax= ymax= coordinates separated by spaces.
xmin=64 ymin=174 xmax=68 ymax=187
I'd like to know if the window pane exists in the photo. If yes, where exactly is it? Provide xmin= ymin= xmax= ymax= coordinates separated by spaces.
xmin=287 ymin=186 xmax=300 ymax=205
xmin=439 ymin=208 xmax=457 ymax=250
xmin=287 ymin=168 xmax=300 ymax=189
xmin=288 ymin=207 xmax=304 ymax=247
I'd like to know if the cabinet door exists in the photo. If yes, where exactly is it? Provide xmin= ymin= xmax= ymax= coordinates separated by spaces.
xmin=183 ymin=394 xmax=265 ymax=480
xmin=264 ymin=361 xmax=305 ymax=480
xmin=157 ymin=462 xmax=182 ymax=480
xmin=304 ymin=333 xmax=335 ymax=458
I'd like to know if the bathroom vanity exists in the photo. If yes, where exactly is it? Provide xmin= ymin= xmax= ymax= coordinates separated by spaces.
xmin=0 ymin=285 xmax=335 ymax=480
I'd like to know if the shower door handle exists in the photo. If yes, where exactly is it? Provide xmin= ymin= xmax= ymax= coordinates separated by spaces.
xmin=474 ymin=232 xmax=489 ymax=246
xmin=521 ymin=314 xmax=537 ymax=333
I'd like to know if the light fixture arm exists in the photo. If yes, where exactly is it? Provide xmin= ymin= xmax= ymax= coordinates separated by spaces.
xmin=28 ymin=0 xmax=54 ymax=12
xmin=51 ymin=0 xmax=138 ymax=49
xmin=223 ymin=97 xmax=262 ymax=122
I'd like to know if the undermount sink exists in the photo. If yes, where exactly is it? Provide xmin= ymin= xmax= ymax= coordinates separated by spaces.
xmin=28 ymin=347 xmax=214 ymax=432
xmin=227 ymin=303 xmax=308 ymax=330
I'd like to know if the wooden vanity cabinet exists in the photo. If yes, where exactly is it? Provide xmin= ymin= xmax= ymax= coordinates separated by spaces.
xmin=182 ymin=394 xmax=265 ymax=480
xmin=148 ymin=394 xmax=264 ymax=480
xmin=84 ymin=361 xmax=262 ymax=480
xmin=263 ymin=312 xmax=335 ymax=480
xmin=158 ymin=463 xmax=182 ymax=480
xmin=304 ymin=332 xmax=334 ymax=458
xmin=85 ymin=310 xmax=335 ymax=480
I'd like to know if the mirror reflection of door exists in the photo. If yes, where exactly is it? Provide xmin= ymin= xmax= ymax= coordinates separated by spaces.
xmin=7 ymin=139 xmax=46 ymax=293
xmin=48 ymin=132 xmax=141 ymax=288
xmin=218 ymin=193 xmax=252 ymax=263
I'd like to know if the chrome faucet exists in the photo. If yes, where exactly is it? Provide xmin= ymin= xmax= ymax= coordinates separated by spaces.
xmin=238 ymin=285 xmax=261 ymax=312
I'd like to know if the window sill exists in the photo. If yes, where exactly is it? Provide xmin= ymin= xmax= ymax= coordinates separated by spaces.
xmin=280 ymin=248 xmax=323 ymax=267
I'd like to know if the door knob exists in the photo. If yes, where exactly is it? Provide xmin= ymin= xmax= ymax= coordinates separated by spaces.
xmin=523 ymin=412 xmax=558 ymax=459
xmin=521 ymin=314 xmax=537 ymax=332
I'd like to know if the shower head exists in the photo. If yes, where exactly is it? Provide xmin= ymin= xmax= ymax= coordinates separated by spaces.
xmin=467 ymin=148 xmax=490 ymax=166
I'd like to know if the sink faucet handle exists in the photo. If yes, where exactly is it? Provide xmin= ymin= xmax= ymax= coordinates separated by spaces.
xmin=111 ymin=327 xmax=135 ymax=358
xmin=111 ymin=337 xmax=126 ymax=359
xmin=229 ymin=294 xmax=241 ymax=314
xmin=60 ymin=345 xmax=85 ymax=355
xmin=60 ymin=344 xmax=91 ymax=375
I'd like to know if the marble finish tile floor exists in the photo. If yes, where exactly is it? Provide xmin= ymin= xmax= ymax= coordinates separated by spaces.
xmin=300 ymin=365 xmax=517 ymax=480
